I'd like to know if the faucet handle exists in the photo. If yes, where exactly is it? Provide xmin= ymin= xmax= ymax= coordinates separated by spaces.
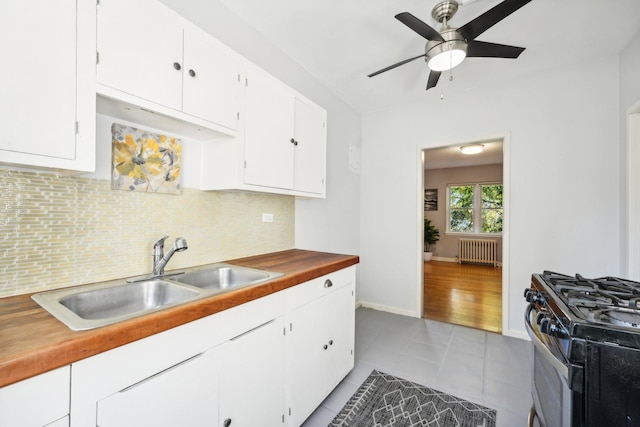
xmin=153 ymin=235 xmax=169 ymax=249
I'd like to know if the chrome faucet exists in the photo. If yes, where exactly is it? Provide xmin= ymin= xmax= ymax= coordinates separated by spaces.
xmin=152 ymin=236 xmax=188 ymax=276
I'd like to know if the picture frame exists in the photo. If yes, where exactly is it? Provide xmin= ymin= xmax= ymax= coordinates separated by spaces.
xmin=424 ymin=188 xmax=438 ymax=211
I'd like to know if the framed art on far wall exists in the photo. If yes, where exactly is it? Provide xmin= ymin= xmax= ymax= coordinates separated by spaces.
xmin=424 ymin=188 xmax=438 ymax=211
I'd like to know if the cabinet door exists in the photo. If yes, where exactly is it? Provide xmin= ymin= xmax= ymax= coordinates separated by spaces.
xmin=97 ymin=0 xmax=183 ymax=110
xmin=325 ymin=283 xmax=356 ymax=389
xmin=0 ymin=0 xmax=77 ymax=160
xmin=0 ymin=366 xmax=70 ymax=427
xmin=45 ymin=416 xmax=69 ymax=427
xmin=183 ymin=27 xmax=240 ymax=130
xmin=219 ymin=318 xmax=285 ymax=426
xmin=244 ymin=66 xmax=295 ymax=190
xmin=96 ymin=350 xmax=218 ymax=427
xmin=293 ymin=98 xmax=327 ymax=195
xmin=285 ymin=296 xmax=330 ymax=426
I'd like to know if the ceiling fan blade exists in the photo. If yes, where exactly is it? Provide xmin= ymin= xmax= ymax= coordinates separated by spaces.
xmin=368 ymin=53 xmax=426 ymax=78
xmin=458 ymin=0 xmax=532 ymax=41
xmin=426 ymin=71 xmax=441 ymax=90
xmin=466 ymin=40 xmax=525 ymax=58
xmin=395 ymin=12 xmax=444 ymax=42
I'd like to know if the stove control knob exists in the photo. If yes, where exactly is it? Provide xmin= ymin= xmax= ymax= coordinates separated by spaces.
xmin=536 ymin=311 xmax=547 ymax=325
xmin=524 ymin=288 xmax=544 ymax=304
xmin=540 ymin=317 xmax=559 ymax=336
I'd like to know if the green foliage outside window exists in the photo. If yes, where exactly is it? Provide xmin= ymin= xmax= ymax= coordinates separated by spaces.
xmin=481 ymin=185 xmax=503 ymax=233
xmin=449 ymin=186 xmax=474 ymax=232
xmin=448 ymin=184 xmax=503 ymax=234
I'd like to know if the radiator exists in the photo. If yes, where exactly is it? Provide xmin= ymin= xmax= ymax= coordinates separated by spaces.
xmin=458 ymin=238 xmax=498 ymax=266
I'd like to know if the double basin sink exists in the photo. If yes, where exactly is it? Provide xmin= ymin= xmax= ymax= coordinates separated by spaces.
xmin=31 ymin=264 xmax=283 ymax=331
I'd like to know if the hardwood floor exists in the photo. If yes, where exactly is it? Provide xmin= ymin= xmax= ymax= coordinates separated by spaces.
xmin=423 ymin=260 xmax=502 ymax=333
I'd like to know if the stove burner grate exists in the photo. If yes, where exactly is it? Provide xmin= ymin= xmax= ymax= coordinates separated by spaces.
xmin=587 ymin=308 xmax=640 ymax=328
xmin=543 ymin=271 xmax=640 ymax=327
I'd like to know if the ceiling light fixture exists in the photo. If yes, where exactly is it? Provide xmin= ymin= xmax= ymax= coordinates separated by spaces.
xmin=368 ymin=0 xmax=531 ymax=91
xmin=425 ymin=1 xmax=467 ymax=72
xmin=460 ymin=144 xmax=484 ymax=155
xmin=426 ymin=30 xmax=467 ymax=72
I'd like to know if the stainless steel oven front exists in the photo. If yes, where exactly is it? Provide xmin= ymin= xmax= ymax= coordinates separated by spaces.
xmin=525 ymin=304 xmax=574 ymax=427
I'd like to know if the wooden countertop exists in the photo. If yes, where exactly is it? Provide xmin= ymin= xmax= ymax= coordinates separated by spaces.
xmin=0 ymin=249 xmax=359 ymax=388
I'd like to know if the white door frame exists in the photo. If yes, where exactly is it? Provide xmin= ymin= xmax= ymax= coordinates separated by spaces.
xmin=626 ymin=101 xmax=640 ymax=280
xmin=416 ymin=134 xmax=511 ymax=335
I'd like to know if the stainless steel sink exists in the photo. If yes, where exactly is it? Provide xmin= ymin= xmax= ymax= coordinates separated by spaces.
xmin=169 ymin=264 xmax=283 ymax=292
xmin=32 ymin=263 xmax=283 ymax=331
xmin=32 ymin=279 xmax=200 ymax=331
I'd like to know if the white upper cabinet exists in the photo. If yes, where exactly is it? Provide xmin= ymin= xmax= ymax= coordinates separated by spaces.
xmin=0 ymin=0 xmax=95 ymax=172
xmin=96 ymin=0 xmax=183 ymax=111
xmin=293 ymin=98 xmax=327 ymax=195
xmin=244 ymin=65 xmax=327 ymax=196
xmin=244 ymin=66 xmax=296 ymax=190
xmin=201 ymin=64 xmax=327 ymax=198
xmin=182 ymin=27 xmax=240 ymax=131
xmin=96 ymin=0 xmax=240 ymax=134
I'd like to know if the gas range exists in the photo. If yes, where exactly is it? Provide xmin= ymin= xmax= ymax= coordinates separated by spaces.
xmin=525 ymin=271 xmax=640 ymax=427
xmin=529 ymin=271 xmax=640 ymax=349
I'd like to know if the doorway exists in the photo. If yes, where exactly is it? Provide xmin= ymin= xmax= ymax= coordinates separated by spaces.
xmin=419 ymin=139 xmax=506 ymax=333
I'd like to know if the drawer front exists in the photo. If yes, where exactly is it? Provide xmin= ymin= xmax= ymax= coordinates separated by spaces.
xmin=285 ymin=266 xmax=355 ymax=310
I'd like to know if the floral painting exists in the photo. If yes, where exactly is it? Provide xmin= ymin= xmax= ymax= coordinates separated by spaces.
xmin=111 ymin=123 xmax=182 ymax=194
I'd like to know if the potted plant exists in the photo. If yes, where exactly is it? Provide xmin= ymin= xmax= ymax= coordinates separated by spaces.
xmin=424 ymin=219 xmax=440 ymax=261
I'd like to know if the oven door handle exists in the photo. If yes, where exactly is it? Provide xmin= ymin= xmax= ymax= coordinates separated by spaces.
xmin=525 ymin=304 xmax=569 ymax=380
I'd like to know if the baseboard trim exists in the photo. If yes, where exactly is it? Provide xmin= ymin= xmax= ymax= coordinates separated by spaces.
xmin=356 ymin=301 xmax=419 ymax=318
xmin=431 ymin=256 xmax=456 ymax=263
xmin=428 ymin=256 xmax=503 ymax=267
xmin=504 ymin=329 xmax=530 ymax=341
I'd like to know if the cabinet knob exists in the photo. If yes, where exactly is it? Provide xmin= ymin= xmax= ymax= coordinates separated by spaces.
xmin=324 ymin=279 xmax=333 ymax=288
xmin=223 ymin=418 xmax=232 ymax=427
xmin=173 ymin=62 xmax=182 ymax=71
xmin=294 ymin=139 xmax=298 ymax=146
xmin=189 ymin=69 xmax=196 ymax=77
xmin=323 ymin=344 xmax=328 ymax=350
xmin=329 ymin=339 xmax=334 ymax=346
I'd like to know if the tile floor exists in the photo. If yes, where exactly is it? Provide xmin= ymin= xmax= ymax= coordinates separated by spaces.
xmin=302 ymin=307 xmax=533 ymax=427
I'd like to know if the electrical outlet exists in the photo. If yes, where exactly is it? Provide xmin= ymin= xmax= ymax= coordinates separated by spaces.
xmin=262 ymin=213 xmax=274 ymax=223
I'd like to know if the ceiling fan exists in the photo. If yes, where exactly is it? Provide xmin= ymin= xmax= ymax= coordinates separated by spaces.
xmin=368 ymin=0 xmax=532 ymax=90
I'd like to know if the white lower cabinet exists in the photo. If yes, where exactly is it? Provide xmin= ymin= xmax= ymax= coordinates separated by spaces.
xmin=45 ymin=416 xmax=69 ymax=427
xmin=97 ymin=350 xmax=219 ymax=427
xmin=0 ymin=365 xmax=70 ymax=427
xmin=218 ymin=318 xmax=285 ymax=426
xmin=285 ymin=270 xmax=356 ymax=426
xmin=68 ymin=266 xmax=355 ymax=427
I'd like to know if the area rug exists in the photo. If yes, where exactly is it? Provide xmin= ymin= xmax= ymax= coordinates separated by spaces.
xmin=330 ymin=370 xmax=497 ymax=427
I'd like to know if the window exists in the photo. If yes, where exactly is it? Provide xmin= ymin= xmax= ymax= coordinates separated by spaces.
xmin=447 ymin=183 xmax=503 ymax=234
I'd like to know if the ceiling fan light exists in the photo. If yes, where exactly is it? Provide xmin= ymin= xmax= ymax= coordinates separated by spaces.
xmin=460 ymin=144 xmax=484 ymax=155
xmin=426 ymin=38 xmax=467 ymax=72
xmin=427 ymin=49 xmax=466 ymax=71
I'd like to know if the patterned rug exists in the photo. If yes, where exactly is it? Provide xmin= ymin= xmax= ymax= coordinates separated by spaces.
xmin=330 ymin=370 xmax=497 ymax=427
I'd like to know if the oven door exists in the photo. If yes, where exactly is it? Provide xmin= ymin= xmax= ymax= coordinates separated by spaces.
xmin=525 ymin=304 xmax=574 ymax=427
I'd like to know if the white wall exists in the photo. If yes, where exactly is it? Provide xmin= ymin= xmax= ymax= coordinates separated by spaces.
xmin=158 ymin=0 xmax=361 ymax=256
xmin=361 ymin=58 xmax=621 ymax=336
xmin=620 ymin=29 xmax=640 ymax=122
xmin=620 ymin=28 xmax=640 ymax=277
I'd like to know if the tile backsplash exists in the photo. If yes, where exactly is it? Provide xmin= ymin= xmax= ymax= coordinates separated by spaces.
xmin=0 ymin=169 xmax=294 ymax=297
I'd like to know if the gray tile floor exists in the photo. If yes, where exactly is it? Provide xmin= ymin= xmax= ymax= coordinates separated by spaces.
xmin=303 ymin=307 xmax=533 ymax=427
